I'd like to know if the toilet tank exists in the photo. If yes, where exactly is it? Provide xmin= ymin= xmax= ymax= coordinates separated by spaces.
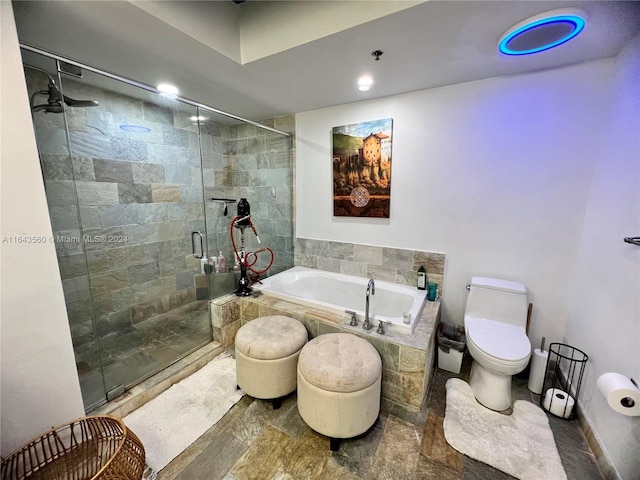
xmin=465 ymin=277 xmax=528 ymax=327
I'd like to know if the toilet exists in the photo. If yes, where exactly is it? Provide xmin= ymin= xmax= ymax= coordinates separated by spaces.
xmin=464 ymin=276 xmax=531 ymax=411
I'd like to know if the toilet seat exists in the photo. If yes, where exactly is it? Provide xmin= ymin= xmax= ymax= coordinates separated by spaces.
xmin=465 ymin=316 xmax=530 ymax=362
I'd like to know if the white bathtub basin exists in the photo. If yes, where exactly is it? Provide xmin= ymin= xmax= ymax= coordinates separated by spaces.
xmin=254 ymin=266 xmax=427 ymax=334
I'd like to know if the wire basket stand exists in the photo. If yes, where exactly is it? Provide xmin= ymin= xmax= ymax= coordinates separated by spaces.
xmin=540 ymin=343 xmax=588 ymax=420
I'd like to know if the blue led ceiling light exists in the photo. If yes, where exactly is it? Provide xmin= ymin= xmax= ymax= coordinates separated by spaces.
xmin=119 ymin=124 xmax=151 ymax=133
xmin=499 ymin=10 xmax=586 ymax=56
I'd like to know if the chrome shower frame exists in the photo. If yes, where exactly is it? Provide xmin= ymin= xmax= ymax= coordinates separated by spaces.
xmin=19 ymin=43 xmax=291 ymax=136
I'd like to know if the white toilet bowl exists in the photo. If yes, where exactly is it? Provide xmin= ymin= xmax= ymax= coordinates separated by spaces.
xmin=465 ymin=315 xmax=531 ymax=410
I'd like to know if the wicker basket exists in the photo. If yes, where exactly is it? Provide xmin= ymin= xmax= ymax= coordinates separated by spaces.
xmin=1 ymin=415 xmax=145 ymax=480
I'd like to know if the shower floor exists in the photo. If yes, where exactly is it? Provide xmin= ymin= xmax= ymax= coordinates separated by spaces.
xmin=79 ymin=301 xmax=212 ymax=412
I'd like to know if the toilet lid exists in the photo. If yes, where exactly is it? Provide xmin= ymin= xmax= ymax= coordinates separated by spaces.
xmin=466 ymin=316 xmax=531 ymax=361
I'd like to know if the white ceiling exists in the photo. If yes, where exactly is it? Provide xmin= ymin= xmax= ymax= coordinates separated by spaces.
xmin=12 ymin=0 xmax=640 ymax=122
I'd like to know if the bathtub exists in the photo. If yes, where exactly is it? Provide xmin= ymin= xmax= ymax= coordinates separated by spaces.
xmin=254 ymin=266 xmax=427 ymax=334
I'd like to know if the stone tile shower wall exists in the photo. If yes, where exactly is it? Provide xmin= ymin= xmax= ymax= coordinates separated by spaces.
xmin=204 ymin=115 xmax=294 ymax=278
xmin=27 ymin=69 xmax=295 ymax=369
xmin=293 ymin=238 xmax=445 ymax=296
xmin=25 ymin=73 xmax=211 ymax=359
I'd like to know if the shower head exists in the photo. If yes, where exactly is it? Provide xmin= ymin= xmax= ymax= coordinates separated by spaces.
xmin=30 ymin=80 xmax=99 ymax=112
xmin=63 ymin=96 xmax=99 ymax=108
xmin=24 ymin=64 xmax=99 ymax=113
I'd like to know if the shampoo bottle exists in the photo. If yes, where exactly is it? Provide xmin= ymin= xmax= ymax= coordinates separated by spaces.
xmin=218 ymin=251 xmax=226 ymax=273
xmin=417 ymin=266 xmax=427 ymax=290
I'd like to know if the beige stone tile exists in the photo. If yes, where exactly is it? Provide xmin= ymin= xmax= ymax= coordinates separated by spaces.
xmin=211 ymin=302 xmax=223 ymax=328
xmin=427 ymin=253 xmax=445 ymax=276
xmin=168 ymin=431 xmax=247 ymax=480
xmin=381 ymin=368 xmax=403 ymax=405
xmin=317 ymin=322 xmax=342 ymax=336
xmin=375 ymin=415 xmax=422 ymax=474
xmin=414 ymin=455 xmax=461 ymax=480
xmin=366 ymin=455 xmax=418 ymax=480
xmin=227 ymin=396 xmax=295 ymax=446
xmin=152 ymin=184 xmax=182 ymax=202
xmin=222 ymin=320 xmax=241 ymax=348
xmin=230 ymin=425 xmax=294 ymax=480
xmin=270 ymin=399 xmax=308 ymax=442
xmin=380 ymin=397 xmax=425 ymax=425
xmin=420 ymin=410 xmax=462 ymax=471
xmin=221 ymin=300 xmax=240 ymax=326
xmin=399 ymin=346 xmax=427 ymax=374
xmin=320 ymin=457 xmax=363 ymax=480
xmin=240 ymin=299 xmax=259 ymax=321
xmin=399 ymin=347 xmax=426 ymax=407
xmin=281 ymin=428 xmax=331 ymax=478
xmin=305 ymin=309 xmax=342 ymax=324
xmin=258 ymin=304 xmax=289 ymax=318
xmin=293 ymin=314 xmax=318 ymax=339
xmin=402 ymin=371 xmax=425 ymax=408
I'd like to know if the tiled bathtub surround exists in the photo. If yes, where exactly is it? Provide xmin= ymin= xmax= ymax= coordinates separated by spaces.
xmin=210 ymin=292 xmax=441 ymax=425
xmin=294 ymin=238 xmax=445 ymax=297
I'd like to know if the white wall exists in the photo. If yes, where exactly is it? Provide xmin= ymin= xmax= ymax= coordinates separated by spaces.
xmin=296 ymin=39 xmax=640 ymax=478
xmin=296 ymin=58 xmax=614 ymax=351
xmin=564 ymin=36 xmax=640 ymax=480
xmin=1 ymin=1 xmax=84 ymax=456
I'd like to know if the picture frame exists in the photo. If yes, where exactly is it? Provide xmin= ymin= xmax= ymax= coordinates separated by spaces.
xmin=332 ymin=118 xmax=393 ymax=218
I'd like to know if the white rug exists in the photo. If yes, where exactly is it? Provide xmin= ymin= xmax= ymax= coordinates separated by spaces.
xmin=123 ymin=352 xmax=244 ymax=475
xmin=443 ymin=378 xmax=567 ymax=480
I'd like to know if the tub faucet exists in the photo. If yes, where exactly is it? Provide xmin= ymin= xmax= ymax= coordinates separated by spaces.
xmin=364 ymin=278 xmax=375 ymax=330
xmin=377 ymin=320 xmax=391 ymax=335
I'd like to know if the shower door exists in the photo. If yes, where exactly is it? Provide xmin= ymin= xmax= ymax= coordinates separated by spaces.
xmin=22 ymin=49 xmax=214 ymax=411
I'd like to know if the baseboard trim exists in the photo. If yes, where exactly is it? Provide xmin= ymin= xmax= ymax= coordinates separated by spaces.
xmin=575 ymin=403 xmax=620 ymax=480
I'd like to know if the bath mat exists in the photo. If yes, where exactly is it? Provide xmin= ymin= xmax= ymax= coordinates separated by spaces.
xmin=443 ymin=378 xmax=567 ymax=480
xmin=123 ymin=352 xmax=244 ymax=476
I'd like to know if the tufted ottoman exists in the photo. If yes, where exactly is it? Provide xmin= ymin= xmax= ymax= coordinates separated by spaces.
xmin=297 ymin=333 xmax=382 ymax=451
xmin=235 ymin=315 xmax=308 ymax=409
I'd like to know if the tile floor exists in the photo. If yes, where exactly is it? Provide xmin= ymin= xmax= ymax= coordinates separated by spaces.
xmin=153 ymin=352 xmax=603 ymax=480
xmin=81 ymin=301 xmax=212 ymax=411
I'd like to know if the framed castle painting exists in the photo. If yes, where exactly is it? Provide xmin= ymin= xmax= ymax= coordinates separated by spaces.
xmin=332 ymin=118 xmax=393 ymax=218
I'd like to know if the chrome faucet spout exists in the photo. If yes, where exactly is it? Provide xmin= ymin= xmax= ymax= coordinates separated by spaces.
xmin=364 ymin=278 xmax=375 ymax=330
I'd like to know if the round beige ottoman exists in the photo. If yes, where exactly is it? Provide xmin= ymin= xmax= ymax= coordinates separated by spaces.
xmin=297 ymin=333 xmax=382 ymax=451
xmin=235 ymin=315 xmax=308 ymax=409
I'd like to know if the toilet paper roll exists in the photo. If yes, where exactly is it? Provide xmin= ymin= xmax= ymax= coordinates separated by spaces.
xmin=527 ymin=348 xmax=548 ymax=394
xmin=596 ymin=372 xmax=640 ymax=417
xmin=543 ymin=388 xmax=575 ymax=418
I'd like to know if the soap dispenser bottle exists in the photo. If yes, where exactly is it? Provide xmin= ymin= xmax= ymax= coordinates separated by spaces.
xmin=218 ymin=251 xmax=226 ymax=273
xmin=417 ymin=266 xmax=427 ymax=290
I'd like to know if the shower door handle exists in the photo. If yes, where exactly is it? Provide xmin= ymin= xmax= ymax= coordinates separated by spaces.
xmin=191 ymin=231 xmax=204 ymax=259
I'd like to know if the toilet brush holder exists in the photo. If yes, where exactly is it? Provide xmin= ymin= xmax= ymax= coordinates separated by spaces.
xmin=528 ymin=337 xmax=548 ymax=394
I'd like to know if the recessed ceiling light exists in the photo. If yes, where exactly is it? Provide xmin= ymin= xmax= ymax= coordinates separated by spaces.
xmin=358 ymin=76 xmax=373 ymax=91
xmin=157 ymin=83 xmax=179 ymax=98
xmin=499 ymin=9 xmax=586 ymax=56
xmin=190 ymin=115 xmax=209 ymax=122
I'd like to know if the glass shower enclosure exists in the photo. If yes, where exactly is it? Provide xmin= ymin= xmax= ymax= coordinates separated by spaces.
xmin=21 ymin=46 xmax=293 ymax=412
